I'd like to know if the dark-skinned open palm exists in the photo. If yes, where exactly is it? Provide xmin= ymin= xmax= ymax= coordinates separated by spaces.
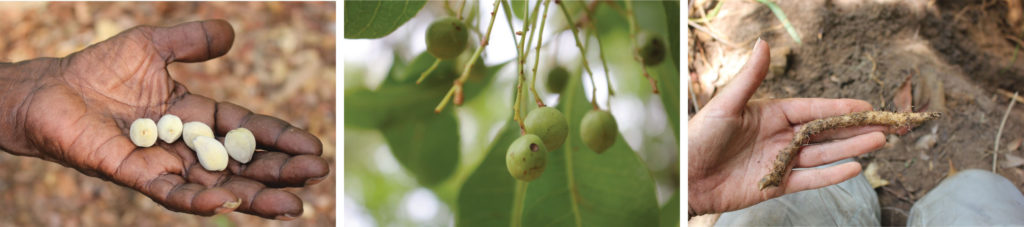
xmin=0 ymin=20 xmax=329 ymax=220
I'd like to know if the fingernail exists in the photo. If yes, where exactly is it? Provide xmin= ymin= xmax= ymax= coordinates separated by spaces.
xmin=275 ymin=213 xmax=298 ymax=221
xmin=754 ymin=37 xmax=763 ymax=49
xmin=215 ymin=199 xmax=241 ymax=214
xmin=305 ymin=176 xmax=327 ymax=186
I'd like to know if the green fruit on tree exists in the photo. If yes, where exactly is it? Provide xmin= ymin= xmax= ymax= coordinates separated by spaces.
xmin=580 ymin=110 xmax=618 ymax=153
xmin=525 ymin=107 xmax=569 ymax=151
xmin=546 ymin=66 xmax=569 ymax=94
xmin=636 ymin=31 xmax=666 ymax=66
xmin=506 ymin=134 xmax=548 ymax=182
xmin=425 ymin=17 xmax=469 ymax=60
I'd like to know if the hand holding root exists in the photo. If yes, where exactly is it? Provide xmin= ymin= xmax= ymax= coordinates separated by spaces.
xmin=690 ymin=39 xmax=893 ymax=216
xmin=757 ymin=111 xmax=942 ymax=190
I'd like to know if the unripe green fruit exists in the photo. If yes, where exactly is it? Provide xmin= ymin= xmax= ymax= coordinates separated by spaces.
xmin=425 ymin=17 xmax=469 ymax=60
xmin=580 ymin=110 xmax=618 ymax=153
xmin=546 ymin=66 xmax=569 ymax=94
xmin=506 ymin=134 xmax=548 ymax=182
xmin=524 ymin=107 xmax=568 ymax=151
xmin=636 ymin=31 xmax=666 ymax=66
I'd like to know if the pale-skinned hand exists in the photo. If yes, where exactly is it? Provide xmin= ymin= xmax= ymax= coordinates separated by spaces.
xmin=688 ymin=39 xmax=886 ymax=217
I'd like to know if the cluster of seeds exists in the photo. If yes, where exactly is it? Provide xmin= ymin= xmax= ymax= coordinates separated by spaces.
xmin=129 ymin=114 xmax=257 ymax=171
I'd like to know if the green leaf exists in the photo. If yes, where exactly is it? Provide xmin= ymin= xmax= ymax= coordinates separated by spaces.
xmin=756 ymin=0 xmax=802 ymax=44
xmin=381 ymin=108 xmax=460 ymax=186
xmin=663 ymin=0 xmax=680 ymax=72
xmin=660 ymin=192 xmax=680 ymax=227
xmin=345 ymin=1 xmax=427 ymax=39
xmin=510 ymin=0 xmax=527 ymax=19
xmin=456 ymin=121 xmax=520 ymax=226
xmin=343 ymin=82 xmax=445 ymax=129
xmin=658 ymin=57 xmax=680 ymax=138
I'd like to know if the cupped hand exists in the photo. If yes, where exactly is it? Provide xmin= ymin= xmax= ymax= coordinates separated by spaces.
xmin=0 ymin=20 xmax=329 ymax=219
xmin=687 ymin=39 xmax=886 ymax=216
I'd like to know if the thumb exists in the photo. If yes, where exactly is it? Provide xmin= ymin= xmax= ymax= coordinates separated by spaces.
xmin=705 ymin=39 xmax=771 ymax=114
xmin=151 ymin=20 xmax=235 ymax=63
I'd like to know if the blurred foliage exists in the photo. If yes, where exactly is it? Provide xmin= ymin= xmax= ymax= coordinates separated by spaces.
xmin=344 ymin=0 xmax=678 ymax=226
xmin=0 ymin=2 xmax=335 ymax=226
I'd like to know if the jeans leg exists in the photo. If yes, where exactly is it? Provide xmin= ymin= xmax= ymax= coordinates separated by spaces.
xmin=907 ymin=169 xmax=1024 ymax=226
xmin=714 ymin=159 xmax=881 ymax=226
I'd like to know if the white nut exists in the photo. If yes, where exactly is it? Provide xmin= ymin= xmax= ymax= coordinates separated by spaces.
xmin=157 ymin=114 xmax=183 ymax=143
xmin=129 ymin=118 xmax=158 ymax=147
xmin=182 ymin=122 xmax=214 ymax=150
xmin=224 ymin=128 xmax=256 ymax=164
xmin=193 ymin=136 xmax=228 ymax=171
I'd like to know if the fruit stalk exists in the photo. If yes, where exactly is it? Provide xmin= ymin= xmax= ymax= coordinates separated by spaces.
xmin=527 ymin=0 xmax=550 ymax=107
xmin=624 ymin=0 xmax=659 ymax=94
xmin=557 ymin=1 xmax=599 ymax=109
xmin=758 ymin=111 xmax=942 ymax=190
xmin=529 ymin=0 xmax=551 ymax=80
xmin=436 ymin=0 xmax=502 ymax=114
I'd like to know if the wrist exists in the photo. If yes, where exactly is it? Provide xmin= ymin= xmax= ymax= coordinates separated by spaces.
xmin=0 ymin=59 xmax=59 ymax=156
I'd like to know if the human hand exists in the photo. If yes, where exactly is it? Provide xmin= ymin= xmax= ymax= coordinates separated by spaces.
xmin=687 ymin=39 xmax=886 ymax=216
xmin=0 ymin=20 xmax=328 ymax=219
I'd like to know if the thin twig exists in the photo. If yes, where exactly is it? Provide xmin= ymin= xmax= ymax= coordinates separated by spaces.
xmin=865 ymin=53 xmax=883 ymax=86
xmin=511 ymin=0 xmax=531 ymax=132
xmin=436 ymin=0 xmax=503 ymax=114
xmin=501 ymin=0 xmax=521 ymax=49
xmin=996 ymin=88 xmax=1024 ymax=104
xmin=625 ymin=0 xmax=658 ymax=94
xmin=687 ymin=19 xmax=742 ymax=48
xmin=557 ymin=1 xmax=599 ymax=109
xmin=994 ymin=91 xmax=1017 ymax=172
xmin=523 ymin=0 xmax=545 ymax=107
xmin=417 ymin=59 xmax=443 ymax=84
xmin=457 ymin=0 xmax=467 ymax=19
xmin=530 ymin=0 xmax=552 ymax=107
xmin=585 ymin=0 xmax=614 ymax=104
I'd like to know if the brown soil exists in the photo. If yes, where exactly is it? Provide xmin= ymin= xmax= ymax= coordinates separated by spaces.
xmin=690 ymin=0 xmax=1024 ymax=225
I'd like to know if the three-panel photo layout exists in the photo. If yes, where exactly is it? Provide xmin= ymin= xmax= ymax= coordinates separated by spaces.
xmin=3 ymin=1 xmax=1024 ymax=226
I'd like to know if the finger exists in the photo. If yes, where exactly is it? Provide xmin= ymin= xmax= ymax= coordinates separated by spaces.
xmin=143 ymin=174 xmax=240 ymax=216
xmin=214 ymin=102 xmax=323 ymax=156
xmin=227 ymin=152 xmax=331 ymax=187
xmin=151 ymin=20 xmax=235 ymax=63
xmin=182 ymin=157 xmax=305 ymax=219
xmin=704 ymin=38 xmax=770 ymax=114
xmin=775 ymin=98 xmax=873 ymax=125
xmin=807 ymin=125 xmax=887 ymax=143
xmin=167 ymin=93 xmax=323 ymax=157
xmin=188 ymin=173 xmax=304 ymax=219
xmin=783 ymin=162 xmax=862 ymax=194
xmin=795 ymin=132 xmax=885 ymax=168
xmin=167 ymin=94 xmax=217 ymax=127
xmin=218 ymin=176 xmax=304 ymax=219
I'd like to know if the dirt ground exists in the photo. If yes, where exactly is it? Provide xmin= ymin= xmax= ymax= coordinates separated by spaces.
xmin=690 ymin=0 xmax=1024 ymax=225
xmin=0 ymin=2 xmax=335 ymax=226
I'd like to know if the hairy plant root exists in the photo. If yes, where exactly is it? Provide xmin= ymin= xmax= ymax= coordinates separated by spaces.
xmin=757 ymin=111 xmax=942 ymax=190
